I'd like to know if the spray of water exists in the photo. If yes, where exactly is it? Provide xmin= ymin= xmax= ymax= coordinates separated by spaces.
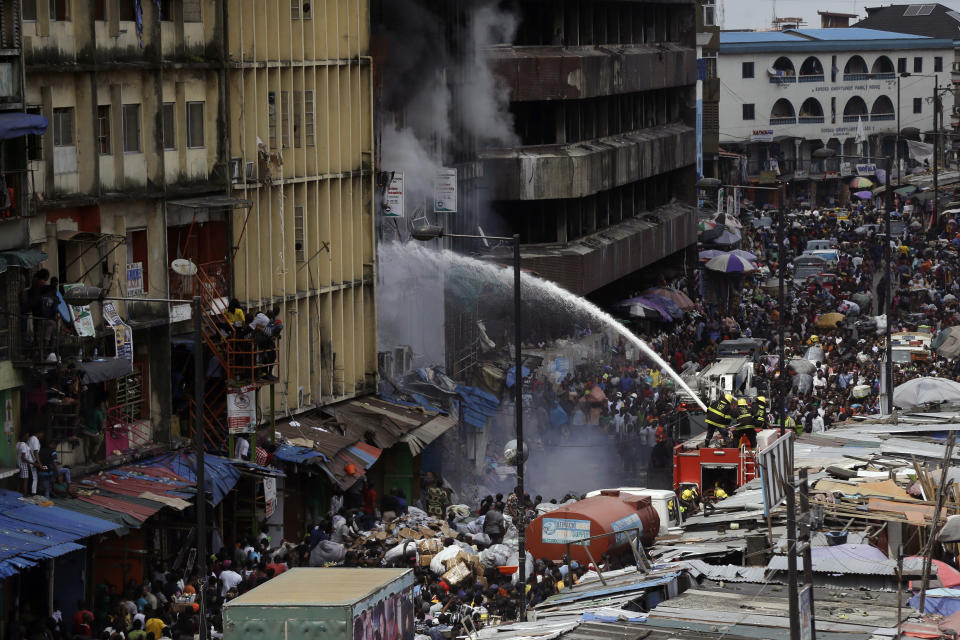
xmin=383 ymin=242 xmax=708 ymax=411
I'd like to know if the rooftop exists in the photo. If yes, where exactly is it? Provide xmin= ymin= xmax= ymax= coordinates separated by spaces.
xmin=719 ymin=27 xmax=951 ymax=53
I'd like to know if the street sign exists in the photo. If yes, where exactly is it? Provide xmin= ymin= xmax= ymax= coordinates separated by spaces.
xmin=434 ymin=168 xmax=457 ymax=213
xmin=383 ymin=172 xmax=404 ymax=217
xmin=757 ymin=432 xmax=793 ymax=516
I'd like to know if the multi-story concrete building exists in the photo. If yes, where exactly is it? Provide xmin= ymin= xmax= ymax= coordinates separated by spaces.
xmin=697 ymin=0 xmax=720 ymax=178
xmin=16 ymin=0 xmax=375 ymax=463
xmin=718 ymin=28 xmax=953 ymax=204
xmin=481 ymin=0 xmax=699 ymax=297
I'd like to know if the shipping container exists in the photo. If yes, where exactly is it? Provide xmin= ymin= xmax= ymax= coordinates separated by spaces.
xmin=223 ymin=568 xmax=415 ymax=640
xmin=525 ymin=493 xmax=660 ymax=565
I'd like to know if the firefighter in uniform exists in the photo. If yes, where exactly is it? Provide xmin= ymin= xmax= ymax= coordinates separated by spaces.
xmin=704 ymin=392 xmax=734 ymax=446
xmin=753 ymin=396 xmax=768 ymax=430
xmin=730 ymin=398 xmax=758 ymax=448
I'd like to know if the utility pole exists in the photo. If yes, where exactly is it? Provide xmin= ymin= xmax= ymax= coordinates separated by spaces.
xmin=884 ymin=157 xmax=893 ymax=413
xmin=799 ymin=468 xmax=816 ymax=640
xmin=919 ymin=431 xmax=956 ymax=612
xmin=786 ymin=445 xmax=800 ymax=640
xmin=933 ymin=78 xmax=940 ymax=233
xmin=777 ymin=185 xmax=786 ymax=436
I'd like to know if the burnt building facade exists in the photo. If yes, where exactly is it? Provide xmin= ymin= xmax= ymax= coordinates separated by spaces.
xmin=482 ymin=0 xmax=699 ymax=296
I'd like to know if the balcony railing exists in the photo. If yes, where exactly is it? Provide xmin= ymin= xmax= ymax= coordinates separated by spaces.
xmin=844 ymin=72 xmax=894 ymax=81
xmin=798 ymin=116 xmax=825 ymax=124
xmin=799 ymin=75 xmax=824 ymax=83
xmin=769 ymin=75 xmax=797 ymax=84
xmin=0 ymin=312 xmax=83 ymax=366
xmin=871 ymin=113 xmax=895 ymax=121
xmin=770 ymin=116 xmax=797 ymax=125
xmin=842 ymin=114 xmax=868 ymax=123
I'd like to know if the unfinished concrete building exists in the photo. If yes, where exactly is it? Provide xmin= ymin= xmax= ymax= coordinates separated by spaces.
xmin=483 ymin=0 xmax=699 ymax=296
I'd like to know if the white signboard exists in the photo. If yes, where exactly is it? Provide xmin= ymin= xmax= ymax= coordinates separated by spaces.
xmin=383 ymin=172 xmax=404 ymax=218
xmin=856 ymin=163 xmax=877 ymax=176
xmin=757 ymin=432 xmax=794 ymax=516
xmin=840 ymin=162 xmax=853 ymax=177
xmin=227 ymin=385 xmax=257 ymax=434
xmin=542 ymin=517 xmax=591 ymax=545
xmin=264 ymin=477 xmax=277 ymax=518
xmin=434 ymin=168 xmax=457 ymax=213
xmin=62 ymin=283 xmax=96 ymax=338
xmin=102 ymin=302 xmax=133 ymax=364
xmin=169 ymin=303 xmax=192 ymax=323
xmin=750 ymin=129 xmax=774 ymax=143
xmin=126 ymin=262 xmax=144 ymax=296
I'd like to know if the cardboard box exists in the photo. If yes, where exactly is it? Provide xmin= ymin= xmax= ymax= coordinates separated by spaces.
xmin=418 ymin=538 xmax=443 ymax=554
xmin=441 ymin=562 xmax=471 ymax=586
xmin=419 ymin=553 xmax=435 ymax=567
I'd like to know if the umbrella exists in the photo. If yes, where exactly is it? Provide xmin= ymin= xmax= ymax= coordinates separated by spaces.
xmin=705 ymin=253 xmax=755 ymax=273
xmin=729 ymin=249 xmax=758 ymax=262
xmin=789 ymin=359 xmax=817 ymax=375
xmin=893 ymin=377 xmax=960 ymax=408
xmin=707 ymin=228 xmax=742 ymax=247
xmin=852 ymin=292 xmax=873 ymax=309
xmin=837 ymin=300 xmax=860 ymax=315
xmin=644 ymin=287 xmax=696 ymax=311
xmin=698 ymin=249 xmax=725 ymax=261
xmin=853 ymin=190 xmax=874 ymax=199
xmin=849 ymin=177 xmax=874 ymax=189
xmin=895 ymin=185 xmax=918 ymax=197
xmin=933 ymin=326 xmax=960 ymax=359
xmin=640 ymin=294 xmax=683 ymax=319
xmin=815 ymin=312 xmax=845 ymax=329
xmin=698 ymin=219 xmax=718 ymax=232
xmin=627 ymin=301 xmax=672 ymax=322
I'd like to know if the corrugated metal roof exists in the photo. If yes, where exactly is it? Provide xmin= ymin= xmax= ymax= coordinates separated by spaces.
xmin=683 ymin=559 xmax=771 ymax=583
xmin=767 ymin=544 xmax=927 ymax=575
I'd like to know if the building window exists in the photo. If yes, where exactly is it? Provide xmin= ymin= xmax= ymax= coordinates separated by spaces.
xmin=294 ymin=206 xmax=305 ymax=262
xmin=119 ymin=0 xmax=135 ymax=20
xmin=122 ymin=104 xmax=141 ymax=153
xmin=280 ymin=91 xmax=291 ymax=149
xmin=162 ymin=102 xmax=175 ymax=150
xmin=183 ymin=0 xmax=202 ymax=22
xmin=49 ymin=0 xmax=69 ymax=20
xmin=898 ymin=57 xmax=907 ymax=73
xmin=914 ymin=57 xmax=923 ymax=73
xmin=304 ymin=90 xmax=315 ymax=146
xmin=268 ymin=92 xmax=277 ymax=149
xmin=292 ymin=0 xmax=301 ymax=19
xmin=703 ymin=1 xmax=716 ymax=26
xmin=97 ymin=105 xmax=110 ymax=155
xmin=186 ymin=101 xmax=204 ymax=148
xmin=52 ymin=107 xmax=74 ymax=147
xmin=93 ymin=0 xmax=105 ymax=20
xmin=159 ymin=0 xmax=172 ymax=20
xmin=293 ymin=91 xmax=303 ymax=148
xmin=742 ymin=62 xmax=754 ymax=78
xmin=26 ymin=108 xmax=43 ymax=160
xmin=935 ymin=56 xmax=943 ymax=72
xmin=23 ymin=0 xmax=36 ymax=20
xmin=742 ymin=104 xmax=755 ymax=120
xmin=914 ymin=97 xmax=923 ymax=114
xmin=703 ymin=53 xmax=717 ymax=80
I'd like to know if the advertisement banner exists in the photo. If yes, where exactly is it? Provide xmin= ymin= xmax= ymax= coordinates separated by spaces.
xmin=856 ymin=163 xmax=877 ymax=176
xmin=750 ymin=129 xmax=774 ymax=143
xmin=263 ymin=477 xmax=277 ymax=518
xmin=62 ymin=283 xmax=96 ymax=337
xmin=126 ymin=262 xmax=144 ymax=296
xmin=383 ymin=172 xmax=404 ymax=217
xmin=227 ymin=385 xmax=257 ymax=434
xmin=433 ymin=168 xmax=457 ymax=213
xmin=102 ymin=302 xmax=133 ymax=364
xmin=541 ymin=518 xmax=591 ymax=545
xmin=611 ymin=513 xmax=643 ymax=546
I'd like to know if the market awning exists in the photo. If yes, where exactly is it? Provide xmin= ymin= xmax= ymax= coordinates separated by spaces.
xmin=79 ymin=357 xmax=133 ymax=384
xmin=0 ymin=249 xmax=47 ymax=268
xmin=401 ymin=415 xmax=457 ymax=455
xmin=0 ymin=112 xmax=48 ymax=140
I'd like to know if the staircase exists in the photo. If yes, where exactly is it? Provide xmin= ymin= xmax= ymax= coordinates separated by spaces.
xmin=184 ymin=261 xmax=277 ymax=455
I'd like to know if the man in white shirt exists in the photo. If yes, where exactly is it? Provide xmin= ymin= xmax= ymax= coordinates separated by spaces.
xmin=17 ymin=435 xmax=34 ymax=495
xmin=27 ymin=432 xmax=40 ymax=494
xmin=219 ymin=568 xmax=242 ymax=597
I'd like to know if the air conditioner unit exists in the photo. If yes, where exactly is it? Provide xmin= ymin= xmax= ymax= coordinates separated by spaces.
xmin=230 ymin=157 xmax=242 ymax=184
xmin=245 ymin=162 xmax=256 ymax=183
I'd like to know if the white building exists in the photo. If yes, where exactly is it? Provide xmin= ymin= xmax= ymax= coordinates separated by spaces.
xmin=718 ymin=28 xmax=953 ymax=204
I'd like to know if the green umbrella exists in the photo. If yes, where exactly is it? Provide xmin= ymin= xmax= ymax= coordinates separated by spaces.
xmin=895 ymin=185 xmax=918 ymax=197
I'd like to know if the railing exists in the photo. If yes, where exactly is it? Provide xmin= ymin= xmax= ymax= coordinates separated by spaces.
xmin=844 ymin=72 xmax=894 ymax=81
xmin=873 ymin=72 xmax=895 ymax=80
xmin=769 ymin=75 xmax=796 ymax=84
xmin=0 ymin=312 xmax=82 ymax=365
xmin=563 ymin=526 xmax=652 ymax=584
xmin=871 ymin=113 xmax=895 ymax=121
xmin=770 ymin=116 xmax=797 ymax=125
xmin=842 ymin=114 xmax=868 ymax=123
xmin=107 ymin=402 xmax=153 ymax=452
xmin=798 ymin=116 xmax=825 ymax=124
xmin=0 ymin=170 xmax=32 ymax=220
xmin=798 ymin=74 xmax=824 ymax=83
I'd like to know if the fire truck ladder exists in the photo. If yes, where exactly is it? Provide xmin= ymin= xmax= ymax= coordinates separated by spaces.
xmin=739 ymin=446 xmax=758 ymax=486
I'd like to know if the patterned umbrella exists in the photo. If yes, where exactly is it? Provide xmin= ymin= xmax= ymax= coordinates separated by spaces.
xmin=698 ymin=219 xmax=718 ymax=232
xmin=698 ymin=249 xmax=725 ymax=261
xmin=853 ymin=190 xmax=874 ymax=199
xmin=705 ymin=254 xmax=756 ymax=273
xmin=644 ymin=287 xmax=696 ymax=311
xmin=850 ymin=177 xmax=874 ymax=189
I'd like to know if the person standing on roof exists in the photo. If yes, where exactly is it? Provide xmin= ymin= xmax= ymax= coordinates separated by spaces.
xmin=703 ymin=392 xmax=734 ymax=447
xmin=730 ymin=398 xmax=758 ymax=448
xmin=753 ymin=396 xmax=769 ymax=431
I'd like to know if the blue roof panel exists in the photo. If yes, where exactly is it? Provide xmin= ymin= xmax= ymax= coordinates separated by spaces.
xmin=719 ymin=31 xmax=802 ymax=43
xmin=793 ymin=27 xmax=931 ymax=40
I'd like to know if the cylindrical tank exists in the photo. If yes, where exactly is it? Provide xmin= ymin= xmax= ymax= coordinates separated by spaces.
xmin=525 ymin=491 xmax=660 ymax=565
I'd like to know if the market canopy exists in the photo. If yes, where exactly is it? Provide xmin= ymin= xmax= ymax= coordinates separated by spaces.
xmin=893 ymin=377 xmax=960 ymax=409
xmin=705 ymin=253 xmax=755 ymax=274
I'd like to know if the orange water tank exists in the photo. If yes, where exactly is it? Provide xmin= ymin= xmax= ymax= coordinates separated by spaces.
xmin=525 ymin=492 xmax=660 ymax=565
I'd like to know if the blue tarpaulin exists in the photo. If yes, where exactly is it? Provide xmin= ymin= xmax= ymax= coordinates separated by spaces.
xmin=0 ymin=113 xmax=48 ymax=140
xmin=274 ymin=444 xmax=327 ymax=464
xmin=457 ymin=385 xmax=500 ymax=430
xmin=909 ymin=589 xmax=960 ymax=616
xmin=0 ymin=489 xmax=119 ymax=578
xmin=142 ymin=452 xmax=241 ymax=506
xmin=506 ymin=366 xmax=531 ymax=389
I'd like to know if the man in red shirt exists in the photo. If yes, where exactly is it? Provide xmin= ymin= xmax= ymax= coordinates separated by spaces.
xmin=72 ymin=601 xmax=94 ymax=635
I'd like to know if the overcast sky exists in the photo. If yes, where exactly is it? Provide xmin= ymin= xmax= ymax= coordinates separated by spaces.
xmin=722 ymin=0 xmax=960 ymax=30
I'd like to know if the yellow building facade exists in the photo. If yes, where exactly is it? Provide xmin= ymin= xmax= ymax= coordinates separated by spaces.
xmin=20 ymin=0 xmax=375 ymax=456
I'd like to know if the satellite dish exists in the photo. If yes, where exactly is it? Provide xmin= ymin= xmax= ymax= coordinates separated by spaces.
xmin=171 ymin=258 xmax=198 ymax=276
xmin=503 ymin=439 xmax=529 ymax=466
